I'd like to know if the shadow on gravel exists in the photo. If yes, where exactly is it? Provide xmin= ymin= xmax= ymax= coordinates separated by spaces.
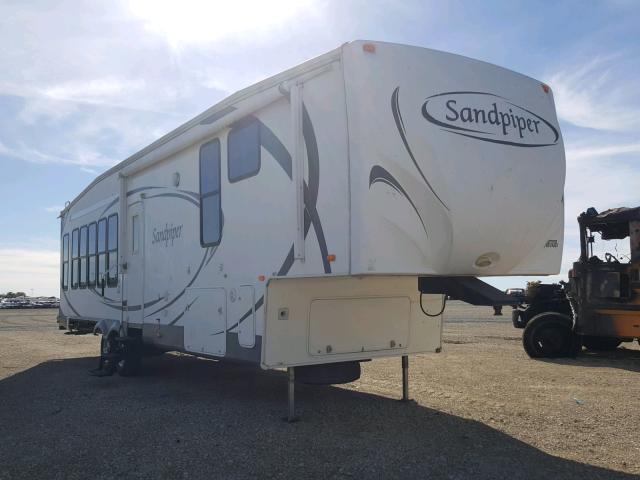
xmin=0 ymin=354 xmax=635 ymax=480
xmin=538 ymin=347 xmax=640 ymax=373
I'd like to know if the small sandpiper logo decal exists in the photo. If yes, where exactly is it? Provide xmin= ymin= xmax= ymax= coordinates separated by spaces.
xmin=152 ymin=223 xmax=183 ymax=247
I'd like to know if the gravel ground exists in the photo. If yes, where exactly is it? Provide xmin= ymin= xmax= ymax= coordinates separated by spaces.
xmin=1 ymin=305 xmax=639 ymax=479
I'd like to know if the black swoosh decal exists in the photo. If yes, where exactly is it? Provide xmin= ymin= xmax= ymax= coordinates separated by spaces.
xmin=392 ymin=87 xmax=449 ymax=211
xmin=260 ymin=121 xmax=292 ymax=179
xmin=169 ymin=295 xmax=200 ymax=327
xmin=445 ymin=129 xmax=558 ymax=148
xmin=99 ymin=187 xmax=200 ymax=218
xmin=92 ymin=186 xmax=205 ymax=313
xmin=145 ymin=192 xmax=199 ymax=207
xmin=152 ymin=246 xmax=212 ymax=322
xmin=223 ymin=104 xmax=330 ymax=335
xmin=220 ymin=246 xmax=294 ymax=334
xmin=302 ymin=104 xmax=331 ymax=274
xmin=369 ymin=165 xmax=428 ymax=239
xmin=61 ymin=290 xmax=80 ymax=317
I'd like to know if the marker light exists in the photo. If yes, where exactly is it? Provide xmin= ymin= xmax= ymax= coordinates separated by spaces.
xmin=541 ymin=83 xmax=550 ymax=94
xmin=327 ymin=254 xmax=336 ymax=262
xmin=362 ymin=43 xmax=376 ymax=53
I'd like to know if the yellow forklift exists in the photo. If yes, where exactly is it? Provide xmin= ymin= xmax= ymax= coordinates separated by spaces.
xmin=514 ymin=206 xmax=640 ymax=357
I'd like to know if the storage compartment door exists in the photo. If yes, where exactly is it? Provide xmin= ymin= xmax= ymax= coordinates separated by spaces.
xmin=308 ymin=297 xmax=410 ymax=356
xmin=183 ymin=288 xmax=226 ymax=356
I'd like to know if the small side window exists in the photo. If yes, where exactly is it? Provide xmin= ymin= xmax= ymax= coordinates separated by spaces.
xmin=107 ymin=214 xmax=118 ymax=287
xmin=228 ymin=117 xmax=260 ymax=183
xmin=88 ymin=222 xmax=97 ymax=287
xmin=97 ymin=218 xmax=107 ymax=288
xmin=200 ymin=139 xmax=222 ymax=246
xmin=79 ymin=225 xmax=88 ymax=288
xmin=71 ymin=229 xmax=79 ymax=289
xmin=61 ymin=234 xmax=69 ymax=290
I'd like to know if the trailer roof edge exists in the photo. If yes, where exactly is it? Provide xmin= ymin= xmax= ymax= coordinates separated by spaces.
xmin=61 ymin=43 xmax=345 ymax=216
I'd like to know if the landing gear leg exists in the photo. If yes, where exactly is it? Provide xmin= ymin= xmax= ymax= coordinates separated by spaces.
xmin=286 ymin=367 xmax=298 ymax=423
xmin=401 ymin=355 xmax=409 ymax=402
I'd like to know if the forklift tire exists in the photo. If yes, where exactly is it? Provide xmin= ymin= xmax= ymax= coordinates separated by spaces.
xmin=582 ymin=336 xmax=622 ymax=352
xmin=512 ymin=309 xmax=525 ymax=329
xmin=522 ymin=312 xmax=574 ymax=358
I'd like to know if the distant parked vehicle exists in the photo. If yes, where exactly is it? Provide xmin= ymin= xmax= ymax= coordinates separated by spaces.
xmin=0 ymin=299 xmax=29 ymax=309
xmin=511 ymin=282 xmax=570 ymax=329
xmin=0 ymin=297 xmax=60 ymax=309
xmin=505 ymin=288 xmax=525 ymax=300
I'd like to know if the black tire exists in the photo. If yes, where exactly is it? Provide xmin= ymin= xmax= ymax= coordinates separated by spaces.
xmin=116 ymin=339 xmax=142 ymax=377
xmin=522 ymin=312 xmax=574 ymax=358
xmin=512 ymin=309 xmax=525 ymax=329
xmin=100 ymin=335 xmax=117 ymax=375
xmin=582 ymin=336 xmax=622 ymax=351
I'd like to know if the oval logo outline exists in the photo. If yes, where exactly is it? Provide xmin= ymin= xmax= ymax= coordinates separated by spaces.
xmin=421 ymin=91 xmax=559 ymax=148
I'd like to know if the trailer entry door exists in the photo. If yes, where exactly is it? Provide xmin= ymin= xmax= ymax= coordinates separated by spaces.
xmin=126 ymin=201 xmax=145 ymax=326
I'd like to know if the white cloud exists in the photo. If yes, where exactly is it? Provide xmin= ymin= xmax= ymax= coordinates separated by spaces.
xmin=0 ymin=248 xmax=59 ymax=297
xmin=549 ymin=56 xmax=640 ymax=132
xmin=0 ymin=141 xmax=115 ymax=167
xmin=80 ymin=166 xmax=101 ymax=175
xmin=565 ymin=141 xmax=640 ymax=161
xmin=0 ymin=0 xmax=336 ymax=174
xmin=128 ymin=0 xmax=317 ymax=48
xmin=41 ymin=77 xmax=148 ymax=108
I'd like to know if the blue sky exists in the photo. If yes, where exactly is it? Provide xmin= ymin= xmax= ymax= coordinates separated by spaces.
xmin=0 ymin=0 xmax=638 ymax=296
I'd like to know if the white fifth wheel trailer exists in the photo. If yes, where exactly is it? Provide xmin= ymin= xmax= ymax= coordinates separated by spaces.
xmin=58 ymin=40 xmax=565 ymax=419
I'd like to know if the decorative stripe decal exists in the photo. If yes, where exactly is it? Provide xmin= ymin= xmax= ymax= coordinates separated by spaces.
xmin=391 ymin=86 xmax=449 ymax=211
xmin=94 ymin=186 xmax=207 ymax=314
xmin=154 ymin=245 xmax=214 ymax=322
xmin=444 ymin=129 xmax=558 ymax=148
xmin=223 ymin=104 xmax=330 ymax=334
xmin=302 ymin=104 xmax=331 ymax=274
xmin=219 ymin=246 xmax=294 ymax=335
xmin=99 ymin=187 xmax=200 ymax=218
xmin=170 ymin=295 xmax=200 ymax=327
xmin=260 ymin=121 xmax=292 ymax=179
xmin=145 ymin=192 xmax=199 ymax=207
xmin=369 ymin=165 xmax=429 ymax=239
xmin=62 ymin=290 xmax=80 ymax=317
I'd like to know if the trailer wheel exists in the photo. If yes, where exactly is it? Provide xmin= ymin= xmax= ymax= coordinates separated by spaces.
xmin=522 ymin=312 xmax=574 ymax=358
xmin=100 ymin=335 xmax=117 ymax=375
xmin=116 ymin=340 xmax=142 ymax=377
xmin=582 ymin=336 xmax=622 ymax=352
